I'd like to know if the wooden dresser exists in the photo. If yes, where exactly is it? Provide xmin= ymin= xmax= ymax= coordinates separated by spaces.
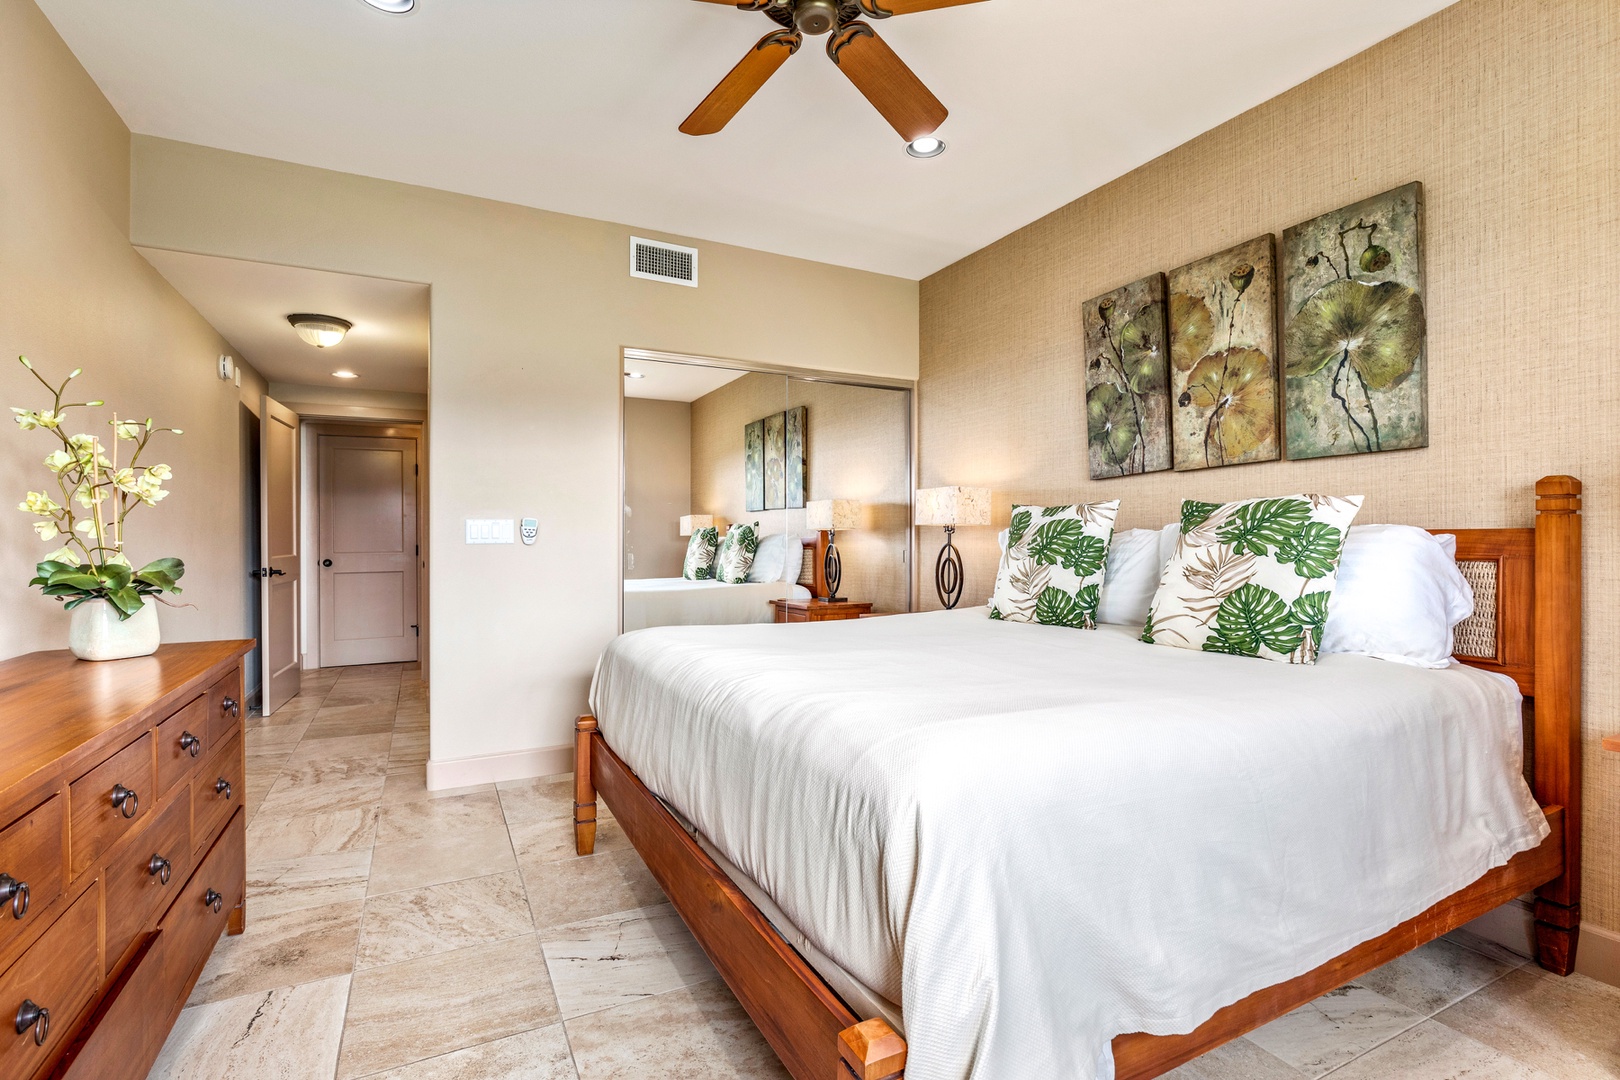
xmin=0 ymin=640 xmax=252 ymax=1080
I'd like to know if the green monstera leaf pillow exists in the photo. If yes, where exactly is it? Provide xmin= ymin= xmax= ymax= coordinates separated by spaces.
xmin=989 ymin=501 xmax=1119 ymax=629
xmin=1141 ymin=493 xmax=1363 ymax=663
xmin=681 ymin=527 xmax=719 ymax=581
xmin=715 ymin=522 xmax=761 ymax=584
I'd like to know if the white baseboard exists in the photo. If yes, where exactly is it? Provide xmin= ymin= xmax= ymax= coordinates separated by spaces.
xmin=1459 ymin=897 xmax=1619 ymax=989
xmin=425 ymin=743 xmax=572 ymax=791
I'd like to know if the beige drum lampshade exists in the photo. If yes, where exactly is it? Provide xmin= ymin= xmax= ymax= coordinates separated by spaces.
xmin=806 ymin=499 xmax=861 ymax=532
xmin=679 ymin=514 xmax=714 ymax=537
xmin=915 ymin=486 xmax=991 ymax=527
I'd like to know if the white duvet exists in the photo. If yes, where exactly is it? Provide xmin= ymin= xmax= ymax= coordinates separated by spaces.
xmin=590 ymin=610 xmax=1547 ymax=1080
xmin=621 ymin=577 xmax=809 ymax=631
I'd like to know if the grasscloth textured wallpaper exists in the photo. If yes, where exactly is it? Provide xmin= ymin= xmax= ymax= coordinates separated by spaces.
xmin=691 ymin=372 xmax=912 ymax=613
xmin=919 ymin=0 xmax=1617 ymax=931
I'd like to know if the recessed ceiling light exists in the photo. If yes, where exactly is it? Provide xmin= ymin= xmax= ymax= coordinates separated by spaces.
xmin=361 ymin=0 xmax=414 ymax=12
xmin=906 ymin=136 xmax=946 ymax=159
xmin=624 ymin=371 xmax=646 ymax=379
xmin=288 ymin=314 xmax=353 ymax=348
xmin=332 ymin=370 xmax=360 ymax=379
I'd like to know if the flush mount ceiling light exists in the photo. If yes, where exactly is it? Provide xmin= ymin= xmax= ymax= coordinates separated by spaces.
xmin=624 ymin=371 xmax=646 ymax=379
xmin=332 ymin=370 xmax=360 ymax=379
xmin=360 ymin=0 xmax=415 ymax=12
xmin=906 ymin=136 xmax=946 ymax=159
xmin=287 ymin=314 xmax=353 ymax=349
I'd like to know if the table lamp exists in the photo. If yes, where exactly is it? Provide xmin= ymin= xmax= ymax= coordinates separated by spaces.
xmin=805 ymin=499 xmax=861 ymax=602
xmin=678 ymin=515 xmax=715 ymax=537
xmin=915 ymin=486 xmax=991 ymax=609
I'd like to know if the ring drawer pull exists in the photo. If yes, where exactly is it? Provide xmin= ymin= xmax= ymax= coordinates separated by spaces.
xmin=0 ymin=875 xmax=27 ymax=920
xmin=221 ymin=696 xmax=240 ymax=719
xmin=215 ymin=777 xmax=233 ymax=801
xmin=15 ymin=1000 xmax=48 ymax=1046
xmin=203 ymin=888 xmax=225 ymax=914
xmin=148 ymin=854 xmax=172 ymax=885
xmin=110 ymin=784 xmax=139 ymax=819
xmin=180 ymin=731 xmax=202 ymax=757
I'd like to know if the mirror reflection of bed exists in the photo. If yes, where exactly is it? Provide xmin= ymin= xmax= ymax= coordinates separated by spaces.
xmin=622 ymin=353 xmax=912 ymax=631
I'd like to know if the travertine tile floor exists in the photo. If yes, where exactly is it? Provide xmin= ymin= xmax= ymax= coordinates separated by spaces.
xmin=147 ymin=663 xmax=1620 ymax=1079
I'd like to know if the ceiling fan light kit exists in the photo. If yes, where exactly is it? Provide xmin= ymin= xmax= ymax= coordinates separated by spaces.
xmin=681 ymin=0 xmax=986 ymax=144
xmin=288 ymin=313 xmax=353 ymax=349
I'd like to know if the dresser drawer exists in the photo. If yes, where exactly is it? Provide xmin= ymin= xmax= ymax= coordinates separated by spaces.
xmin=69 ymin=734 xmax=153 ymax=879
xmin=191 ymin=733 xmax=243 ymax=854
xmin=158 ymin=810 xmax=244 ymax=1007
xmin=0 ymin=884 xmax=99 ymax=1078
xmin=104 ymin=787 xmax=192 ymax=971
xmin=0 ymin=796 xmax=64 ymax=955
xmin=59 ymin=931 xmax=168 ymax=1080
xmin=205 ymin=670 xmax=243 ymax=749
xmin=155 ymin=696 xmax=209 ymax=799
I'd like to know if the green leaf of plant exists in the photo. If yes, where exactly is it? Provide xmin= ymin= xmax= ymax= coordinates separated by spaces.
xmin=49 ymin=570 xmax=102 ymax=591
xmin=1291 ymin=591 xmax=1331 ymax=653
xmin=1034 ymin=586 xmax=1091 ymax=628
xmin=41 ymin=584 xmax=90 ymax=597
xmin=106 ymin=586 xmax=144 ymax=618
xmin=1215 ymin=498 xmax=1311 ymax=557
xmin=1273 ymin=521 xmax=1345 ymax=579
xmin=1007 ymin=509 xmax=1033 ymax=548
xmin=136 ymin=557 xmax=185 ymax=581
xmin=1180 ymin=500 xmax=1221 ymax=534
xmin=1201 ymin=583 xmax=1303 ymax=657
xmin=1026 ymin=520 xmax=1107 ymax=577
xmin=98 ymin=563 xmax=133 ymax=590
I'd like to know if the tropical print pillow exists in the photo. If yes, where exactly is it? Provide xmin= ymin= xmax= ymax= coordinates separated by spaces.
xmin=1142 ymin=494 xmax=1364 ymax=663
xmin=989 ymin=501 xmax=1120 ymax=629
xmin=681 ymin=527 xmax=719 ymax=581
xmin=715 ymin=522 xmax=761 ymax=584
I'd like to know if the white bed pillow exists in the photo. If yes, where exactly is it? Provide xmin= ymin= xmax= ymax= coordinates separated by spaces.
xmin=745 ymin=532 xmax=794 ymax=584
xmin=1320 ymin=525 xmax=1473 ymax=668
xmin=1097 ymin=529 xmax=1164 ymax=627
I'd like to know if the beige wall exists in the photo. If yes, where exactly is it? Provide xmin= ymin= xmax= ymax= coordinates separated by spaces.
xmin=691 ymin=373 xmax=913 ymax=614
xmin=919 ymin=0 xmax=1618 ymax=935
xmin=129 ymin=136 xmax=920 ymax=778
xmin=624 ymin=398 xmax=692 ymax=580
xmin=0 ymin=0 xmax=259 ymax=660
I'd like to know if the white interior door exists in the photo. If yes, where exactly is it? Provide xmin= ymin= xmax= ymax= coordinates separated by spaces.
xmin=318 ymin=435 xmax=419 ymax=667
xmin=260 ymin=396 xmax=302 ymax=714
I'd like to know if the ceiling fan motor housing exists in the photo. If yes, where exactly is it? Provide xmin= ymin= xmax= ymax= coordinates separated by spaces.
xmin=794 ymin=0 xmax=838 ymax=35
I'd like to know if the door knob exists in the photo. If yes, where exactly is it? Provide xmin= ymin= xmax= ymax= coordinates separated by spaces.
xmin=322 ymin=559 xmax=333 ymax=567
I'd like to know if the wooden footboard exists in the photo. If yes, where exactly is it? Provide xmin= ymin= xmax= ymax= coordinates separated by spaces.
xmin=573 ymin=475 xmax=1581 ymax=1080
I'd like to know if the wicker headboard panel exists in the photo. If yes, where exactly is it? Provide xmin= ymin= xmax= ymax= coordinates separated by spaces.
xmin=1438 ymin=528 xmax=1535 ymax=695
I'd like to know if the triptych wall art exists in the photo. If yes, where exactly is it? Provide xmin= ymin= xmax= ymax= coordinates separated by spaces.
xmin=744 ymin=406 xmax=808 ymax=512
xmin=1083 ymin=182 xmax=1427 ymax=479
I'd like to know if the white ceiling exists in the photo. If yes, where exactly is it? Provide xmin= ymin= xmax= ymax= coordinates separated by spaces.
xmin=137 ymin=249 xmax=431 ymax=393
xmin=624 ymin=357 xmax=748 ymax=402
xmin=48 ymin=0 xmax=1454 ymax=280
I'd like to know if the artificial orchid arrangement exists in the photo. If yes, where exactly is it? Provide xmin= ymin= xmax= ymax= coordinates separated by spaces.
xmin=13 ymin=357 xmax=186 ymax=620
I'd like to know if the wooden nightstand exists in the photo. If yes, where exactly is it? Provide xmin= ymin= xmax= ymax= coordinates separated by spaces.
xmin=771 ymin=598 xmax=874 ymax=623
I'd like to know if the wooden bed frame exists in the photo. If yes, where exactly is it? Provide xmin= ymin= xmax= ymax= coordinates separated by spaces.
xmin=574 ymin=475 xmax=1582 ymax=1080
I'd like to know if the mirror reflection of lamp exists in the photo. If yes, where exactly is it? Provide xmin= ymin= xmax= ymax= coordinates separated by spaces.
xmin=678 ymin=515 xmax=715 ymax=537
xmin=805 ymin=499 xmax=861 ymax=602
xmin=915 ymin=487 xmax=991 ymax=609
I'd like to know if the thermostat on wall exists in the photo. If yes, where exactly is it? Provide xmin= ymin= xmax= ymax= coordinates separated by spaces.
xmin=520 ymin=518 xmax=539 ymax=545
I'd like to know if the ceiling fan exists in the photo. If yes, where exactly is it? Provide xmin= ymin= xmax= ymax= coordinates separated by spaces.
xmin=681 ymin=0 xmax=987 ymax=143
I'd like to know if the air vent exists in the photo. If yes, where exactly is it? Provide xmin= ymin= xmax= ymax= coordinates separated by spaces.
xmin=630 ymin=237 xmax=699 ymax=287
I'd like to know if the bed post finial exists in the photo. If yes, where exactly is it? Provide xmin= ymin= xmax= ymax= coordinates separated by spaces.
xmin=575 ymin=715 xmax=599 ymax=856
xmin=1532 ymin=475 xmax=1581 ymax=975
xmin=838 ymin=1019 xmax=907 ymax=1080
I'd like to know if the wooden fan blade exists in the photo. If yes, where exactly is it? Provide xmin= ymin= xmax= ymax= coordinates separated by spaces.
xmin=855 ymin=0 xmax=988 ymax=16
xmin=680 ymin=29 xmax=803 ymax=136
xmin=826 ymin=22 xmax=947 ymax=142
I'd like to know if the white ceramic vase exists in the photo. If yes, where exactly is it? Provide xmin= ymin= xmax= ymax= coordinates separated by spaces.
xmin=68 ymin=599 xmax=160 ymax=661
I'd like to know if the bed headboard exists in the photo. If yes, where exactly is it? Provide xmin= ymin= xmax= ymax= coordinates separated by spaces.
xmin=795 ymin=533 xmax=829 ymax=600
xmin=1436 ymin=475 xmax=1581 ymax=966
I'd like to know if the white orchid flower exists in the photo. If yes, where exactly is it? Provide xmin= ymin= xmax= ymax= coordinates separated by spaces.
xmin=105 ymin=551 xmax=130 ymax=567
xmin=43 ymin=545 xmax=81 ymax=566
xmin=146 ymin=463 xmax=173 ymax=481
xmin=19 ymin=491 xmax=61 ymax=516
xmin=112 ymin=468 xmax=141 ymax=493
xmin=73 ymin=483 xmax=107 ymax=509
xmin=75 ymin=518 xmax=101 ymax=537
xmin=43 ymin=449 xmax=73 ymax=473
xmin=112 ymin=420 xmax=143 ymax=440
xmin=33 ymin=521 xmax=60 ymax=541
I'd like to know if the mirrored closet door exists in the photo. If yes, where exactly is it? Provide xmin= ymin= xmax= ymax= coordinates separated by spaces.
xmin=621 ymin=352 xmax=911 ymax=632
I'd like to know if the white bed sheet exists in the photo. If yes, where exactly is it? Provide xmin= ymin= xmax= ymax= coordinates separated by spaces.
xmin=590 ymin=610 xmax=1547 ymax=1080
xmin=621 ymin=577 xmax=809 ymax=632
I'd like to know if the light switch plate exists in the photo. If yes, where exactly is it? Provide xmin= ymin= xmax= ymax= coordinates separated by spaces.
xmin=465 ymin=518 xmax=515 ymax=544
